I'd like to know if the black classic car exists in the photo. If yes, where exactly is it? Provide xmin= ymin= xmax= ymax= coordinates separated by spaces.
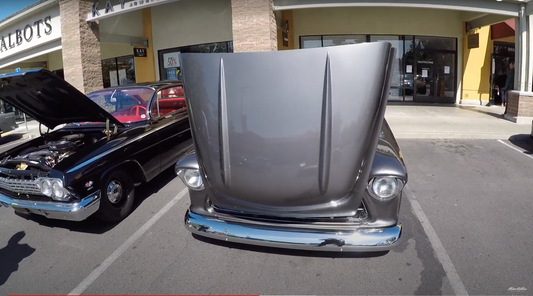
xmin=0 ymin=70 xmax=193 ymax=223
xmin=175 ymin=42 xmax=408 ymax=252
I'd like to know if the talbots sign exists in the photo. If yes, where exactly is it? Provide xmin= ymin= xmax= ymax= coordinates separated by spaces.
xmin=0 ymin=16 xmax=53 ymax=53
xmin=87 ymin=0 xmax=181 ymax=21
xmin=0 ymin=6 xmax=61 ymax=61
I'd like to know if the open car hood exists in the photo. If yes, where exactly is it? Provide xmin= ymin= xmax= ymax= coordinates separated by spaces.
xmin=179 ymin=42 xmax=395 ymax=218
xmin=0 ymin=69 xmax=124 ymax=129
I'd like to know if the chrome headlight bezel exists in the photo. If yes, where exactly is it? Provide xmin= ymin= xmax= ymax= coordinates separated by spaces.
xmin=36 ymin=177 xmax=71 ymax=201
xmin=367 ymin=176 xmax=405 ymax=202
xmin=176 ymin=166 xmax=205 ymax=191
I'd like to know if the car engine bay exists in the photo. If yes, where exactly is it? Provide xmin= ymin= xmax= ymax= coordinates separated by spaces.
xmin=0 ymin=133 xmax=98 ymax=172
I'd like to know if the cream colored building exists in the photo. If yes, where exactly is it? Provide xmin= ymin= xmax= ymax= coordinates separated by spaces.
xmin=0 ymin=0 xmax=531 ymax=122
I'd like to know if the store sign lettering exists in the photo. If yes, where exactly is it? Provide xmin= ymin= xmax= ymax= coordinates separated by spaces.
xmin=0 ymin=16 xmax=52 ymax=53
xmin=92 ymin=0 xmax=154 ymax=17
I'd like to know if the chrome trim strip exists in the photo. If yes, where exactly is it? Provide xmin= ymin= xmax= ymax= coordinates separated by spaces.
xmin=0 ymin=191 xmax=101 ymax=221
xmin=66 ymin=121 xmax=190 ymax=173
xmin=218 ymin=58 xmax=232 ymax=186
xmin=318 ymin=52 xmax=332 ymax=195
xmin=184 ymin=210 xmax=402 ymax=252
xmin=0 ymin=176 xmax=41 ymax=195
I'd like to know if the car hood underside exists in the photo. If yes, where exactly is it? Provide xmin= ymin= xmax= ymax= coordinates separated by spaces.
xmin=0 ymin=70 xmax=124 ymax=130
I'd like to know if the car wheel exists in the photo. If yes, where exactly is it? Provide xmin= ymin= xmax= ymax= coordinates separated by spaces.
xmin=95 ymin=170 xmax=135 ymax=223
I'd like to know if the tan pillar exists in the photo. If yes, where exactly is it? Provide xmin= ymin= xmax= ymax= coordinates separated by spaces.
xmin=59 ymin=0 xmax=103 ymax=93
xmin=231 ymin=0 xmax=277 ymax=52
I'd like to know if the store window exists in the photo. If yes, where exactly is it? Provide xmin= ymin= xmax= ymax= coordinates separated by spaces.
xmin=158 ymin=41 xmax=233 ymax=81
xmin=299 ymin=34 xmax=457 ymax=104
xmin=415 ymin=36 xmax=456 ymax=51
xmin=102 ymin=55 xmax=136 ymax=88
xmin=323 ymin=35 xmax=367 ymax=47
xmin=370 ymin=36 xmax=403 ymax=101
xmin=300 ymin=36 xmax=322 ymax=48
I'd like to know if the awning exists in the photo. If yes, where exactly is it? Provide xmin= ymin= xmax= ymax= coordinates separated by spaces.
xmin=491 ymin=19 xmax=516 ymax=40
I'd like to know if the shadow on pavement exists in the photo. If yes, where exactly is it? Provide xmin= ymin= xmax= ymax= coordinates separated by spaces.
xmin=507 ymin=134 xmax=533 ymax=155
xmin=388 ymin=102 xmax=458 ymax=107
xmin=0 ymin=231 xmax=36 ymax=286
xmin=190 ymin=234 xmax=389 ymax=259
xmin=458 ymin=106 xmax=505 ymax=120
xmin=14 ymin=166 xmax=178 ymax=234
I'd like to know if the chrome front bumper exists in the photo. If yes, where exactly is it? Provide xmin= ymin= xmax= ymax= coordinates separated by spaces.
xmin=0 ymin=191 xmax=101 ymax=222
xmin=184 ymin=210 xmax=402 ymax=252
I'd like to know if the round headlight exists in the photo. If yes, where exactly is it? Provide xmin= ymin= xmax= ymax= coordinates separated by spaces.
xmin=368 ymin=177 xmax=403 ymax=201
xmin=41 ymin=180 xmax=52 ymax=197
xmin=52 ymin=181 xmax=65 ymax=199
xmin=183 ymin=169 xmax=204 ymax=190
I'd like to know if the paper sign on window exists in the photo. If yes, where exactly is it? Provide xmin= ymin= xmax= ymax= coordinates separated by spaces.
xmin=406 ymin=65 xmax=413 ymax=73
xmin=444 ymin=66 xmax=450 ymax=74
xmin=422 ymin=69 xmax=428 ymax=78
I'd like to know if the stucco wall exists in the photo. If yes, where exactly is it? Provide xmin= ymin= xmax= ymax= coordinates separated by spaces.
xmin=151 ymin=0 xmax=233 ymax=79
xmin=99 ymin=9 xmax=144 ymax=37
xmin=47 ymin=49 xmax=62 ymax=70
xmin=462 ymin=27 xmax=492 ymax=104
xmin=100 ymin=43 xmax=134 ymax=60
xmin=292 ymin=7 xmax=464 ymax=43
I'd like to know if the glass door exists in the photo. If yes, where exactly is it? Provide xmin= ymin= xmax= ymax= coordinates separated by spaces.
xmin=435 ymin=53 xmax=456 ymax=104
xmin=414 ymin=53 xmax=436 ymax=103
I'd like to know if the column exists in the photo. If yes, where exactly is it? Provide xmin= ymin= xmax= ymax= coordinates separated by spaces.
xmin=522 ymin=15 xmax=533 ymax=91
xmin=516 ymin=5 xmax=528 ymax=92
xmin=59 ymin=0 xmax=103 ymax=94
xmin=231 ymin=0 xmax=278 ymax=52
xmin=505 ymin=5 xmax=533 ymax=124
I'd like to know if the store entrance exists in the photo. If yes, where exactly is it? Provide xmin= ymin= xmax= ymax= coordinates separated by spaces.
xmin=414 ymin=51 xmax=456 ymax=104
xmin=490 ymin=42 xmax=515 ymax=106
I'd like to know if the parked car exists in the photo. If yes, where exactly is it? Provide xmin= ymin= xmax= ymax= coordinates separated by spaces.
xmin=0 ymin=111 xmax=18 ymax=136
xmin=175 ymin=42 xmax=408 ymax=252
xmin=0 ymin=70 xmax=193 ymax=223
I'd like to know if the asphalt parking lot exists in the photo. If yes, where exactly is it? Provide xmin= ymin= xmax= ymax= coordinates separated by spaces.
xmin=1 ymin=129 xmax=532 ymax=295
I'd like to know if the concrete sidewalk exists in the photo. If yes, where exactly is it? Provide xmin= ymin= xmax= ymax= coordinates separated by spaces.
xmin=1 ymin=104 xmax=531 ymax=144
xmin=385 ymin=104 xmax=532 ymax=140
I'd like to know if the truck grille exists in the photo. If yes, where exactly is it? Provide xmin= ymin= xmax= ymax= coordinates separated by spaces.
xmin=0 ymin=176 xmax=42 ymax=195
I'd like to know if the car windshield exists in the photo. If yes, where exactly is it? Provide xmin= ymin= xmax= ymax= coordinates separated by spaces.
xmin=86 ymin=86 xmax=155 ymax=123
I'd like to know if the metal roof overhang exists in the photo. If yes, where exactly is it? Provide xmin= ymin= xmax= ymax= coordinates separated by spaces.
xmin=273 ymin=0 xmax=520 ymax=17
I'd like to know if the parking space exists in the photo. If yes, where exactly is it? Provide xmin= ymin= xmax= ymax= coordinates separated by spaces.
xmin=1 ymin=136 xmax=532 ymax=295
xmin=398 ymin=137 xmax=533 ymax=296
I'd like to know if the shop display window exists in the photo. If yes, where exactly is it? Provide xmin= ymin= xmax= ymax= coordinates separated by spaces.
xmin=102 ymin=55 xmax=136 ymax=88
xmin=158 ymin=41 xmax=233 ymax=81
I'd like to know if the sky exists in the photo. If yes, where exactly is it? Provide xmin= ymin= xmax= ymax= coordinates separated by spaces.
xmin=0 ymin=0 xmax=41 ymax=21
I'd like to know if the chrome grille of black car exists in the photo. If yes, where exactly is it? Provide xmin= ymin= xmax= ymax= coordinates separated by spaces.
xmin=0 ymin=176 xmax=41 ymax=195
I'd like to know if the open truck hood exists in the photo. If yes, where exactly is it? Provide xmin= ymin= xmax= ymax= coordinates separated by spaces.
xmin=179 ymin=42 xmax=395 ymax=218
xmin=0 ymin=69 xmax=124 ymax=129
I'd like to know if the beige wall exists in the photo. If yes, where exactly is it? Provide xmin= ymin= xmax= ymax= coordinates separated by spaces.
xmin=99 ymin=9 xmax=144 ymax=37
xmin=293 ymin=7 xmax=464 ymax=44
xmin=100 ymin=43 xmax=134 ymax=60
xmin=151 ymin=0 xmax=233 ymax=79
xmin=47 ymin=49 xmax=63 ymax=70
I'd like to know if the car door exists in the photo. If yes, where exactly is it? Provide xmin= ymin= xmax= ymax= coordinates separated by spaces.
xmin=149 ymin=85 xmax=193 ymax=173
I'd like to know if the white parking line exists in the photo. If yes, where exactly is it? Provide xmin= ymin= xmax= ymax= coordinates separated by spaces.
xmin=497 ymin=140 xmax=533 ymax=160
xmin=404 ymin=185 xmax=469 ymax=296
xmin=68 ymin=188 xmax=188 ymax=295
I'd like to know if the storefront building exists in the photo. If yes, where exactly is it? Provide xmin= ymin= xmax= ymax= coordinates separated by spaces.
xmin=0 ymin=0 xmax=531 ymax=122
